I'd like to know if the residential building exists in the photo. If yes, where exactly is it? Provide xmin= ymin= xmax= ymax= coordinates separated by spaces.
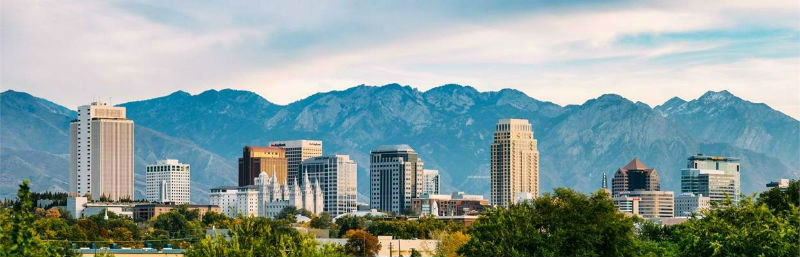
xmin=681 ymin=154 xmax=741 ymax=203
xmin=766 ymin=179 xmax=790 ymax=189
xmin=491 ymin=119 xmax=539 ymax=207
xmin=69 ymin=102 xmax=134 ymax=201
xmin=370 ymin=145 xmax=425 ymax=213
xmin=611 ymin=158 xmax=660 ymax=196
xmin=619 ymin=190 xmax=674 ymax=218
xmin=411 ymin=192 xmax=489 ymax=216
xmin=145 ymin=159 xmax=191 ymax=204
xmin=674 ymin=192 xmax=710 ymax=217
xmin=422 ymin=169 xmax=440 ymax=195
xmin=270 ymin=140 xmax=323 ymax=187
xmin=132 ymin=204 xmax=220 ymax=220
xmin=238 ymin=146 xmax=288 ymax=186
xmin=299 ymin=155 xmax=358 ymax=216
xmin=209 ymin=186 xmax=239 ymax=217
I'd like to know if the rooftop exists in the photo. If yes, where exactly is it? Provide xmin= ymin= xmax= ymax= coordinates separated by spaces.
xmin=374 ymin=144 xmax=416 ymax=152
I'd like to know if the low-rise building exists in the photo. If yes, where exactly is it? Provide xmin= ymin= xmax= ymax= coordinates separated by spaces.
xmin=674 ymin=192 xmax=710 ymax=217
xmin=766 ymin=179 xmax=790 ymax=189
xmin=618 ymin=191 xmax=674 ymax=218
xmin=613 ymin=195 xmax=640 ymax=216
xmin=82 ymin=202 xmax=136 ymax=218
xmin=411 ymin=192 xmax=489 ymax=216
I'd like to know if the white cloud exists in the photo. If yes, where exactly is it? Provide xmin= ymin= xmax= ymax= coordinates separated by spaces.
xmin=1 ymin=0 xmax=798 ymax=118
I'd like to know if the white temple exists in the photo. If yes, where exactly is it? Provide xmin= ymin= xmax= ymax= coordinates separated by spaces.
xmin=255 ymin=167 xmax=324 ymax=218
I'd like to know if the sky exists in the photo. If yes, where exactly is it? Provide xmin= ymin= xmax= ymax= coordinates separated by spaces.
xmin=2 ymin=0 xmax=799 ymax=118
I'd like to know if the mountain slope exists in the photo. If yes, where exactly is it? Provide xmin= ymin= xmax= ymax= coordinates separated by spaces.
xmin=2 ymin=86 xmax=797 ymax=202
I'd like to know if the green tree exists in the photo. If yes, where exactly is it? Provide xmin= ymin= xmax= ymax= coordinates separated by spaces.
xmin=432 ymin=230 xmax=470 ymax=257
xmin=185 ymin=216 xmax=348 ymax=257
xmin=310 ymin=212 xmax=332 ymax=229
xmin=0 ymin=180 xmax=76 ymax=257
xmin=757 ymin=179 xmax=799 ymax=214
xmin=410 ymin=248 xmax=422 ymax=257
xmin=335 ymin=214 xmax=368 ymax=237
xmin=458 ymin=188 xmax=637 ymax=256
xmin=152 ymin=211 xmax=202 ymax=240
xmin=276 ymin=206 xmax=313 ymax=223
xmin=344 ymin=229 xmax=381 ymax=257
xmin=673 ymin=196 xmax=799 ymax=257
xmin=201 ymin=211 xmax=231 ymax=229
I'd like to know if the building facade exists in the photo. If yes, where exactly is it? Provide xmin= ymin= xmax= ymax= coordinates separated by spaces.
xmin=370 ymin=145 xmax=425 ymax=213
xmin=145 ymin=159 xmax=191 ymax=204
xmin=270 ymin=140 xmax=323 ymax=187
xmin=209 ymin=186 xmax=239 ymax=217
xmin=681 ymin=154 xmax=740 ymax=203
xmin=422 ymin=169 xmax=440 ymax=195
xmin=613 ymin=195 xmax=640 ymax=215
xmin=619 ymin=190 xmax=674 ymax=218
xmin=611 ymin=158 xmax=660 ymax=196
xmin=238 ymin=146 xmax=288 ymax=186
xmin=491 ymin=119 xmax=539 ymax=207
xmin=70 ymin=102 xmax=134 ymax=201
xmin=299 ymin=155 xmax=358 ymax=216
xmin=674 ymin=192 xmax=710 ymax=217
xmin=766 ymin=179 xmax=790 ymax=189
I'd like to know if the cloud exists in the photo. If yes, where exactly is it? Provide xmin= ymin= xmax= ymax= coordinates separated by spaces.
xmin=1 ymin=0 xmax=798 ymax=118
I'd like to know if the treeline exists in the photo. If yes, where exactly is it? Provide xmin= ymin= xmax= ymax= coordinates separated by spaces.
xmin=458 ymin=180 xmax=799 ymax=257
xmin=2 ymin=179 xmax=797 ymax=257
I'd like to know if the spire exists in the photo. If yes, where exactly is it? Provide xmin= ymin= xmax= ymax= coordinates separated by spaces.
xmin=602 ymin=172 xmax=608 ymax=189
xmin=303 ymin=167 xmax=311 ymax=189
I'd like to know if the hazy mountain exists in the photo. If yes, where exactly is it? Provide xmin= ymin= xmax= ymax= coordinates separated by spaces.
xmin=2 ymin=85 xmax=797 ymax=202
xmin=0 ymin=90 xmax=234 ymax=203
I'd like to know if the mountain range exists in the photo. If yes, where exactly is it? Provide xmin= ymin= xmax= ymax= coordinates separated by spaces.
xmin=1 ymin=84 xmax=798 ymax=203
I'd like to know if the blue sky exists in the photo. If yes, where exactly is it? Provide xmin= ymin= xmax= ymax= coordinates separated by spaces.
xmin=2 ymin=0 xmax=799 ymax=118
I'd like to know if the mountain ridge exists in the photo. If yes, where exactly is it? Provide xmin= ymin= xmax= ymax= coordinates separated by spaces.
xmin=1 ymin=85 xmax=797 ymax=202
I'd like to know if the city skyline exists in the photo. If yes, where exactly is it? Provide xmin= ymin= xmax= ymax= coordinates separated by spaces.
xmin=2 ymin=1 xmax=798 ymax=119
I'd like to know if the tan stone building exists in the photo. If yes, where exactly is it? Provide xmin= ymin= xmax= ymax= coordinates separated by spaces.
xmin=70 ymin=102 xmax=134 ymax=201
xmin=619 ymin=190 xmax=674 ymax=218
xmin=132 ymin=203 xmax=220 ymax=221
xmin=491 ymin=119 xmax=539 ymax=207
xmin=270 ymin=140 xmax=323 ymax=187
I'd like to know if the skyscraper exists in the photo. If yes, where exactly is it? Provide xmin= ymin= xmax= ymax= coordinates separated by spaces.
xmin=491 ymin=119 xmax=539 ymax=207
xmin=422 ymin=169 xmax=440 ymax=195
xmin=238 ymin=146 xmax=288 ymax=186
xmin=611 ymin=158 xmax=660 ymax=196
xmin=299 ymin=155 xmax=358 ymax=216
xmin=370 ymin=145 xmax=424 ymax=213
xmin=146 ymin=159 xmax=191 ymax=204
xmin=70 ymin=102 xmax=134 ymax=201
xmin=270 ymin=140 xmax=323 ymax=186
xmin=681 ymin=154 xmax=740 ymax=203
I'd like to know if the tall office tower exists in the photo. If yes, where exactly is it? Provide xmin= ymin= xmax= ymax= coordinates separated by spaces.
xmin=370 ymin=145 xmax=424 ymax=213
xmin=619 ymin=190 xmax=674 ymax=218
xmin=70 ymin=102 xmax=134 ymax=201
xmin=611 ymin=158 xmax=660 ymax=196
xmin=146 ymin=159 xmax=191 ymax=204
xmin=299 ymin=155 xmax=358 ymax=216
xmin=681 ymin=154 xmax=740 ymax=203
xmin=270 ymin=140 xmax=323 ymax=186
xmin=422 ymin=169 xmax=440 ymax=195
xmin=674 ymin=192 xmax=710 ymax=217
xmin=238 ymin=146 xmax=288 ymax=186
xmin=490 ymin=119 xmax=539 ymax=207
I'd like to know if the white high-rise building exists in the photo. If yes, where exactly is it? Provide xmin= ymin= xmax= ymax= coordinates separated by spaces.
xmin=270 ymin=140 xmax=323 ymax=186
xmin=209 ymin=186 xmax=239 ymax=217
xmin=681 ymin=154 xmax=741 ymax=203
xmin=69 ymin=102 xmax=134 ymax=201
xmin=422 ymin=169 xmax=440 ymax=195
xmin=491 ymin=119 xmax=539 ymax=207
xmin=146 ymin=159 xmax=191 ymax=204
xmin=299 ymin=155 xmax=358 ymax=216
xmin=370 ymin=145 xmax=424 ymax=213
